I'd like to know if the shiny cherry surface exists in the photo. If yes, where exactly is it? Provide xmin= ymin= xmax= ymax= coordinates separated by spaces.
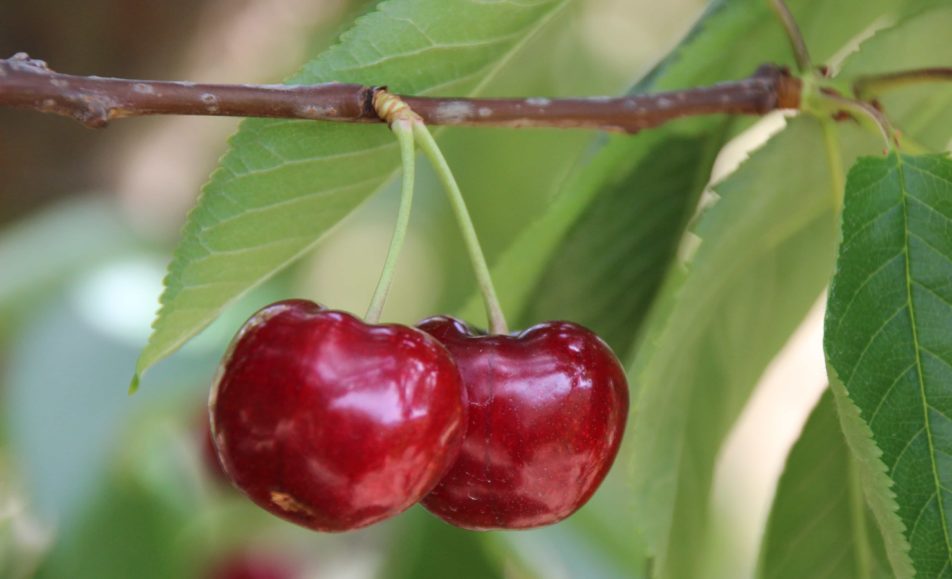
xmin=210 ymin=300 xmax=466 ymax=532
xmin=417 ymin=316 xmax=629 ymax=530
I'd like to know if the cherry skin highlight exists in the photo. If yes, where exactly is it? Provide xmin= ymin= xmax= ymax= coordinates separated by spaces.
xmin=210 ymin=300 xmax=466 ymax=532
xmin=417 ymin=316 xmax=629 ymax=530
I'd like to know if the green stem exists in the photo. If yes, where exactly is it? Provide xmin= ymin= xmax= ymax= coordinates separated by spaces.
xmin=365 ymin=119 xmax=415 ymax=323
xmin=803 ymin=87 xmax=894 ymax=151
xmin=836 ymin=96 xmax=894 ymax=151
xmin=819 ymin=119 xmax=844 ymax=214
xmin=412 ymin=122 xmax=509 ymax=335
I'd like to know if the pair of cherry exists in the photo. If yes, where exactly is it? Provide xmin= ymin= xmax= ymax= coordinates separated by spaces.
xmin=208 ymin=299 xmax=629 ymax=532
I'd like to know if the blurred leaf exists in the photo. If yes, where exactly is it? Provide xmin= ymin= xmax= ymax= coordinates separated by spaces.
xmin=4 ymin=262 xmax=234 ymax=529
xmin=33 ymin=475 xmax=196 ymax=579
xmin=383 ymin=508 xmax=502 ymax=579
xmin=458 ymin=0 xmax=906 ymax=341
xmin=824 ymin=153 xmax=952 ymax=577
xmin=643 ymin=0 xmax=896 ymax=91
xmin=837 ymin=4 xmax=952 ymax=152
xmin=629 ymin=119 xmax=877 ymax=578
xmin=421 ymin=0 xmax=629 ymax=315
xmin=519 ymin=128 xmax=724 ymax=353
xmin=136 ymin=0 xmax=572 ymax=380
xmin=484 ymin=524 xmax=638 ymax=579
xmin=0 ymin=197 xmax=131 ymax=326
xmin=759 ymin=389 xmax=892 ymax=579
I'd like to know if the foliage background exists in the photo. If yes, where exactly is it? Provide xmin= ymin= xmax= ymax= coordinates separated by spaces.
xmin=0 ymin=0 xmax=944 ymax=578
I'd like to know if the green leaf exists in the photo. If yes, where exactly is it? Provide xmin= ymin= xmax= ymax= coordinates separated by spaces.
xmin=382 ymin=508 xmax=502 ymax=579
xmin=825 ymin=152 xmax=952 ymax=577
xmin=830 ymin=372 xmax=915 ymax=578
xmin=759 ymin=389 xmax=892 ymax=579
xmin=629 ymin=119 xmax=877 ymax=578
xmin=519 ymin=127 xmax=726 ymax=354
xmin=135 ymin=0 xmax=571 ymax=381
xmin=0 ymin=197 xmax=132 ymax=325
xmin=34 ymin=475 xmax=196 ymax=579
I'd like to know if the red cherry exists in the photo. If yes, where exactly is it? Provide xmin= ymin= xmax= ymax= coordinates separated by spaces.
xmin=205 ymin=550 xmax=296 ymax=579
xmin=417 ymin=316 xmax=629 ymax=530
xmin=210 ymin=300 xmax=466 ymax=532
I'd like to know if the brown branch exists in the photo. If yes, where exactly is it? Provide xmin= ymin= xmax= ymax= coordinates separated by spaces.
xmin=0 ymin=53 xmax=801 ymax=134
xmin=0 ymin=53 xmax=377 ymax=128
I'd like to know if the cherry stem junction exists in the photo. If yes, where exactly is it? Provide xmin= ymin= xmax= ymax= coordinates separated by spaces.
xmin=411 ymin=120 xmax=509 ymax=335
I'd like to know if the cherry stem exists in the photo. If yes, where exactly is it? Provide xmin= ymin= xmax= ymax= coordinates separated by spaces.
xmin=365 ymin=118 xmax=415 ymax=323
xmin=412 ymin=122 xmax=509 ymax=335
xmin=824 ymin=92 xmax=895 ymax=150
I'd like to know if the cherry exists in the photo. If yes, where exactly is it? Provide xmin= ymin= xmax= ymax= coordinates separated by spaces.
xmin=204 ymin=550 xmax=297 ymax=579
xmin=210 ymin=299 xmax=466 ymax=532
xmin=416 ymin=316 xmax=629 ymax=530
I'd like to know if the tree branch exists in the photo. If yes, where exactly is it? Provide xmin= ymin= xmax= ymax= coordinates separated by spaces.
xmin=0 ymin=53 xmax=801 ymax=133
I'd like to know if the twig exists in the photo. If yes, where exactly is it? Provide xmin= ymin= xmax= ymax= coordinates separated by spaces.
xmin=820 ymin=90 xmax=895 ymax=150
xmin=769 ymin=0 xmax=811 ymax=73
xmin=0 ymin=53 xmax=800 ymax=134
xmin=853 ymin=68 xmax=952 ymax=100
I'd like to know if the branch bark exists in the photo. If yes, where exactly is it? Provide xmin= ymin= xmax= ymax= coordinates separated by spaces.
xmin=0 ymin=53 xmax=801 ymax=133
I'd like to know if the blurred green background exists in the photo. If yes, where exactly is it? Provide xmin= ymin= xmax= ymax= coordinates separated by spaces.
xmin=0 ymin=1 xmax=714 ymax=577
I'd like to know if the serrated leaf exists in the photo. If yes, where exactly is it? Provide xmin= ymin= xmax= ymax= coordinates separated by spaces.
xmin=831 ymin=371 xmax=916 ymax=578
xmin=759 ymin=389 xmax=892 ymax=579
xmin=629 ymin=119 xmax=880 ymax=578
xmin=825 ymin=152 xmax=952 ymax=577
xmin=135 ymin=0 xmax=570 ymax=381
